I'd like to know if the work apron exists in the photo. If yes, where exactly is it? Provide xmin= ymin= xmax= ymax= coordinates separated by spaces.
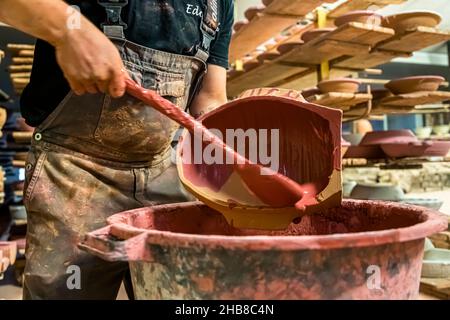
xmin=22 ymin=0 xmax=218 ymax=300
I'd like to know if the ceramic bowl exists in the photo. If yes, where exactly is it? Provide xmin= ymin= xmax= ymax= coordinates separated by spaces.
xmin=257 ymin=52 xmax=280 ymax=63
xmin=421 ymin=248 xmax=450 ymax=278
xmin=317 ymin=78 xmax=361 ymax=93
xmin=233 ymin=20 xmax=249 ymax=33
xmin=335 ymin=10 xmax=382 ymax=27
xmin=414 ymin=126 xmax=433 ymax=139
xmin=423 ymin=140 xmax=450 ymax=157
xmin=359 ymin=129 xmax=417 ymax=146
xmin=385 ymin=76 xmax=445 ymax=94
xmin=343 ymin=133 xmax=363 ymax=146
xmin=301 ymin=28 xmax=334 ymax=43
xmin=432 ymin=125 xmax=450 ymax=136
xmin=243 ymin=60 xmax=262 ymax=72
xmin=380 ymin=141 xmax=432 ymax=158
xmin=276 ymin=41 xmax=304 ymax=55
xmin=344 ymin=145 xmax=384 ymax=159
xmin=350 ymin=183 xmax=405 ymax=201
xmin=9 ymin=205 xmax=27 ymax=220
xmin=400 ymin=198 xmax=443 ymax=211
xmin=262 ymin=0 xmax=274 ymax=6
xmin=244 ymin=5 xmax=266 ymax=21
xmin=343 ymin=180 xmax=357 ymax=198
xmin=301 ymin=87 xmax=321 ymax=99
xmin=382 ymin=11 xmax=442 ymax=34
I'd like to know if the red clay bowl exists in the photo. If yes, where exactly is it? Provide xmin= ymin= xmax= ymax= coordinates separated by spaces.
xmin=301 ymin=28 xmax=335 ymax=43
xmin=423 ymin=140 xmax=450 ymax=157
xmin=360 ymin=129 xmax=417 ymax=146
xmin=382 ymin=11 xmax=442 ymax=34
xmin=233 ymin=20 xmax=249 ymax=33
xmin=317 ymin=78 xmax=361 ymax=94
xmin=335 ymin=10 xmax=383 ymax=27
xmin=276 ymin=41 xmax=304 ymax=55
xmin=380 ymin=141 xmax=432 ymax=158
xmin=257 ymin=51 xmax=281 ymax=63
xmin=244 ymin=5 xmax=266 ymax=21
xmin=385 ymin=76 xmax=445 ymax=94
xmin=344 ymin=145 xmax=384 ymax=159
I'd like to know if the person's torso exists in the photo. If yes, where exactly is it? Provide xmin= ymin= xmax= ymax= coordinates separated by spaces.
xmin=20 ymin=0 xmax=231 ymax=127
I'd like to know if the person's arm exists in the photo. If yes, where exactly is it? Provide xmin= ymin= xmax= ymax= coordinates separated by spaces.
xmin=189 ymin=64 xmax=228 ymax=118
xmin=0 ymin=0 xmax=126 ymax=97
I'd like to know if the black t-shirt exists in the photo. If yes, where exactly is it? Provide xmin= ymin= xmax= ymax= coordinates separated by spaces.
xmin=20 ymin=0 xmax=234 ymax=126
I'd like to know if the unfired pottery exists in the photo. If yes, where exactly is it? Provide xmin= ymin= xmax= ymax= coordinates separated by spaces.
xmin=414 ymin=126 xmax=432 ymax=139
xmin=335 ymin=10 xmax=382 ymax=27
xmin=385 ymin=76 xmax=445 ymax=94
xmin=350 ymin=183 xmax=405 ymax=201
xmin=359 ymin=129 xmax=417 ymax=146
xmin=343 ymin=180 xmax=357 ymax=197
xmin=233 ymin=20 xmax=249 ymax=33
xmin=257 ymin=52 xmax=280 ymax=63
xmin=343 ymin=133 xmax=363 ymax=146
xmin=421 ymin=248 xmax=450 ymax=278
xmin=380 ymin=141 xmax=432 ymax=158
xmin=276 ymin=41 xmax=304 ymax=55
xmin=301 ymin=28 xmax=335 ymax=43
xmin=317 ymin=78 xmax=361 ymax=94
xmin=243 ymin=59 xmax=262 ymax=72
xmin=80 ymin=200 xmax=448 ymax=300
xmin=382 ymin=11 xmax=442 ymax=34
xmin=432 ymin=125 xmax=450 ymax=136
xmin=244 ymin=5 xmax=266 ymax=21
xmin=423 ymin=140 xmax=450 ymax=157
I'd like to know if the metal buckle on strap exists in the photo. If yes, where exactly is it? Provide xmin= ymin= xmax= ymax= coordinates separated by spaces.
xmin=97 ymin=0 xmax=128 ymax=30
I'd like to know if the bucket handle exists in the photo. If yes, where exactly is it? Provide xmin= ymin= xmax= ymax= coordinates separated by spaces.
xmin=78 ymin=225 xmax=153 ymax=262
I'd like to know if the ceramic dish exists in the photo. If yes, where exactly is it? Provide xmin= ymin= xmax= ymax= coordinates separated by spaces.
xmin=344 ymin=145 xmax=384 ymax=159
xmin=380 ymin=141 xmax=432 ymax=158
xmin=335 ymin=10 xmax=382 ymax=27
xmin=423 ymin=140 xmax=450 ymax=157
xmin=382 ymin=11 xmax=442 ymax=34
xmin=350 ymin=183 xmax=405 ymax=201
xmin=432 ymin=125 xmax=450 ymax=136
xmin=317 ymin=78 xmax=361 ymax=93
xmin=359 ymin=129 xmax=417 ymax=145
xmin=385 ymin=76 xmax=445 ymax=94
xmin=276 ymin=41 xmax=304 ymax=55
xmin=244 ymin=5 xmax=266 ymax=21
xmin=301 ymin=28 xmax=334 ymax=43
xmin=414 ymin=126 xmax=433 ymax=139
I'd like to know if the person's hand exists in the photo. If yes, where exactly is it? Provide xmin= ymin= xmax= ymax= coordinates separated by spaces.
xmin=54 ymin=25 xmax=127 ymax=97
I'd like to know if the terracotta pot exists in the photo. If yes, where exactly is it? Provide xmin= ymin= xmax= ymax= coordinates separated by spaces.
xmin=80 ymin=200 xmax=448 ymax=299
xmin=244 ymin=5 xmax=266 ymax=21
xmin=423 ymin=140 xmax=450 ymax=157
xmin=380 ymin=141 xmax=432 ymax=158
xmin=382 ymin=11 xmax=442 ymax=34
xmin=233 ymin=20 xmax=249 ymax=33
xmin=385 ymin=76 xmax=445 ymax=94
xmin=276 ymin=41 xmax=304 ymax=55
xmin=262 ymin=0 xmax=274 ymax=6
xmin=177 ymin=87 xmax=342 ymax=230
xmin=257 ymin=51 xmax=280 ymax=63
xmin=301 ymin=28 xmax=334 ymax=43
xmin=317 ymin=78 xmax=361 ymax=93
xmin=344 ymin=145 xmax=384 ymax=159
xmin=359 ymin=129 xmax=417 ymax=146
xmin=335 ymin=10 xmax=382 ymax=27
xmin=350 ymin=183 xmax=405 ymax=201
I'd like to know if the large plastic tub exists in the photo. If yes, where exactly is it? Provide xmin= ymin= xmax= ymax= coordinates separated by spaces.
xmin=79 ymin=200 xmax=447 ymax=300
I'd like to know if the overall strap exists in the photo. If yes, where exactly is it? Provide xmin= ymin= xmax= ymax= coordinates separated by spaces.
xmin=97 ymin=0 xmax=128 ymax=39
xmin=195 ymin=0 xmax=220 ymax=63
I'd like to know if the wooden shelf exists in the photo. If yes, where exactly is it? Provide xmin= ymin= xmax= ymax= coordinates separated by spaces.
xmin=307 ymin=92 xmax=372 ymax=110
xmin=333 ymin=49 xmax=411 ymax=69
xmin=378 ymin=27 xmax=450 ymax=53
xmin=420 ymin=278 xmax=450 ymax=300
xmin=380 ymin=91 xmax=450 ymax=107
xmin=328 ymin=0 xmax=406 ymax=19
xmin=230 ymin=14 xmax=300 ymax=62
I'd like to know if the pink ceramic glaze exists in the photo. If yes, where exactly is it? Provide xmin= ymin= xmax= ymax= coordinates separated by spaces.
xmin=381 ymin=141 xmax=433 ymax=158
xmin=423 ymin=140 xmax=450 ymax=157
xmin=344 ymin=145 xmax=384 ymax=159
